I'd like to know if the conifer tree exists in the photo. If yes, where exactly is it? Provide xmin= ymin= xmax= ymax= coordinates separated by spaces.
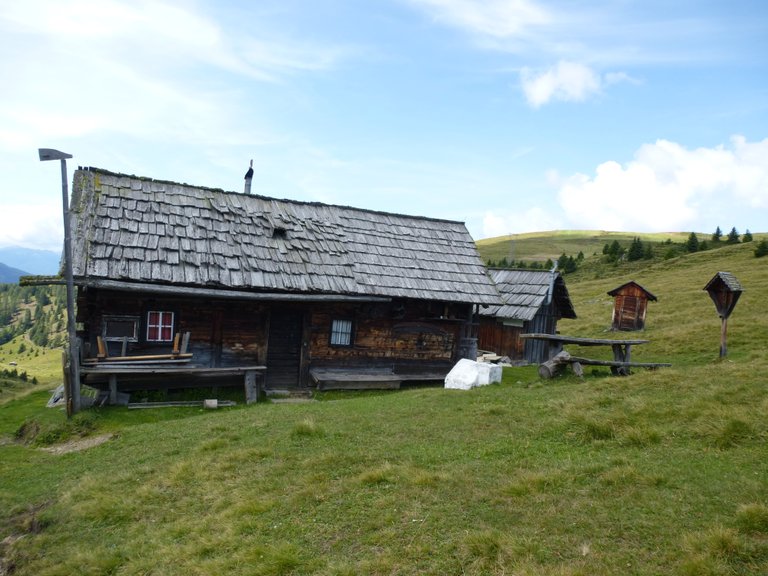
xmin=685 ymin=232 xmax=699 ymax=253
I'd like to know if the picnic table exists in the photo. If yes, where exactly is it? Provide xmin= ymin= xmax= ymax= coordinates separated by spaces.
xmin=520 ymin=333 xmax=671 ymax=378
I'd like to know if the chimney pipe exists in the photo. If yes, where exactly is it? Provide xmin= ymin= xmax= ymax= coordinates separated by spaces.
xmin=244 ymin=159 xmax=254 ymax=194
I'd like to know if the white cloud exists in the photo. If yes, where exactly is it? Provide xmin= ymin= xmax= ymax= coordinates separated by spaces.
xmin=520 ymin=61 xmax=604 ymax=107
xmin=557 ymin=136 xmax=768 ymax=232
xmin=409 ymin=0 xmax=551 ymax=38
xmin=0 ymin=0 xmax=344 ymax=154
xmin=0 ymin=202 xmax=63 ymax=251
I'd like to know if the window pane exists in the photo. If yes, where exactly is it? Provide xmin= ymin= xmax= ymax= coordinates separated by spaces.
xmin=104 ymin=318 xmax=138 ymax=340
xmin=147 ymin=311 xmax=174 ymax=342
xmin=331 ymin=319 xmax=352 ymax=346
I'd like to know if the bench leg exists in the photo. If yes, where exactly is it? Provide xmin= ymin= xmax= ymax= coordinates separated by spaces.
xmin=244 ymin=370 xmax=259 ymax=404
xmin=109 ymin=374 xmax=118 ymax=405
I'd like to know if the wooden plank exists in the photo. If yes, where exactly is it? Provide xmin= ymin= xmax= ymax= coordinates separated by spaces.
xmin=80 ymin=365 xmax=266 ymax=376
xmin=87 ymin=353 xmax=194 ymax=363
xmin=521 ymin=333 xmax=649 ymax=346
xmin=568 ymin=357 xmax=672 ymax=368
xmin=180 ymin=331 xmax=191 ymax=354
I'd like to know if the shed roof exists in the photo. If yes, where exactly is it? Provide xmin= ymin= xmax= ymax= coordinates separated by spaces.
xmin=607 ymin=281 xmax=657 ymax=301
xmin=69 ymin=168 xmax=501 ymax=305
xmin=479 ymin=269 xmax=576 ymax=321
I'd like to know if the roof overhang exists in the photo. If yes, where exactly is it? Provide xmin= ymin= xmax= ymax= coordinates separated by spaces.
xmin=74 ymin=278 xmax=392 ymax=303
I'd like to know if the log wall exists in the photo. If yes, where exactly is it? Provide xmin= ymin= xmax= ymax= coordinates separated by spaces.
xmin=77 ymin=289 xmax=471 ymax=387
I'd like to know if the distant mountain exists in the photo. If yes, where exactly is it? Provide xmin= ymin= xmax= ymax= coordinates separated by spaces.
xmin=0 ymin=246 xmax=60 ymax=276
xmin=0 ymin=262 xmax=30 ymax=283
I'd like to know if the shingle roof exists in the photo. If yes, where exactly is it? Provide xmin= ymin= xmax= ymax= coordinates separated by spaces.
xmin=69 ymin=168 xmax=501 ymax=305
xmin=479 ymin=269 xmax=576 ymax=321
xmin=704 ymin=271 xmax=744 ymax=293
xmin=607 ymin=281 xmax=657 ymax=301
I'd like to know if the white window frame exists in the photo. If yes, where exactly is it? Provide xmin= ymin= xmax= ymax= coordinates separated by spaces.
xmin=330 ymin=318 xmax=353 ymax=347
xmin=102 ymin=315 xmax=140 ymax=342
xmin=146 ymin=311 xmax=175 ymax=342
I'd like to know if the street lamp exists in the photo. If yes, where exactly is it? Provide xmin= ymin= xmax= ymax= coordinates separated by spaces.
xmin=38 ymin=148 xmax=80 ymax=416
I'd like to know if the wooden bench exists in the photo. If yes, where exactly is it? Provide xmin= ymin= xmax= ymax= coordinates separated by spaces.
xmin=538 ymin=350 xmax=671 ymax=378
xmin=521 ymin=333 xmax=671 ymax=378
xmin=310 ymin=367 xmax=450 ymax=391
xmin=80 ymin=365 xmax=267 ymax=404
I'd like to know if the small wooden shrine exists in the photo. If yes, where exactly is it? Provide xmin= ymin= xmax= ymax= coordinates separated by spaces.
xmin=704 ymin=271 xmax=744 ymax=357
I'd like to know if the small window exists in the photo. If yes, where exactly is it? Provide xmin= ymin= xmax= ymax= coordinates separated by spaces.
xmin=147 ymin=311 xmax=174 ymax=342
xmin=330 ymin=319 xmax=353 ymax=347
xmin=103 ymin=316 xmax=139 ymax=342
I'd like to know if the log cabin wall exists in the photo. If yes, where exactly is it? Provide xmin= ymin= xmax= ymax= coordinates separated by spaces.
xmin=308 ymin=299 xmax=469 ymax=371
xmin=477 ymin=318 xmax=524 ymax=360
xmin=78 ymin=288 xmax=471 ymax=387
xmin=78 ymin=288 xmax=268 ymax=367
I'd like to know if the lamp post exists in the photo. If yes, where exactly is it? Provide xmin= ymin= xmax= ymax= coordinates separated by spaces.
xmin=38 ymin=148 xmax=80 ymax=416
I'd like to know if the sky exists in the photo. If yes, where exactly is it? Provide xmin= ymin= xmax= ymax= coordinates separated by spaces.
xmin=1 ymin=0 xmax=767 ymax=252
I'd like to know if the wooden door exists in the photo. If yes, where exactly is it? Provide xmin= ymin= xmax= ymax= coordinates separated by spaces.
xmin=266 ymin=309 xmax=304 ymax=389
xmin=618 ymin=296 xmax=641 ymax=331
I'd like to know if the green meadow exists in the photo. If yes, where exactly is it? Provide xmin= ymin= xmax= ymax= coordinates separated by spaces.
xmin=1 ymin=238 xmax=767 ymax=575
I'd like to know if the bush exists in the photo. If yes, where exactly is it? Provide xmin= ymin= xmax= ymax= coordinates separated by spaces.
xmin=754 ymin=239 xmax=768 ymax=258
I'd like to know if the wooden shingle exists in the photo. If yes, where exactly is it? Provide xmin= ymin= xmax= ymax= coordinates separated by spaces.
xmin=70 ymin=168 xmax=500 ymax=305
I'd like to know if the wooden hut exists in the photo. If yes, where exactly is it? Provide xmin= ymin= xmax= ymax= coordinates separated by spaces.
xmin=478 ymin=269 xmax=576 ymax=364
xmin=607 ymin=281 xmax=657 ymax=331
xmin=63 ymin=167 xmax=501 ymax=398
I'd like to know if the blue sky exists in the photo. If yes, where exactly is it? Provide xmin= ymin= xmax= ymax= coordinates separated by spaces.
xmin=1 ymin=0 xmax=767 ymax=252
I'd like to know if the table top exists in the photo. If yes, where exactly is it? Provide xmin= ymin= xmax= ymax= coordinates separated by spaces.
xmin=520 ymin=333 xmax=650 ymax=346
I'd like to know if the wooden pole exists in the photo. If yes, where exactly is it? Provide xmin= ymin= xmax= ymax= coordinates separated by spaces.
xmin=720 ymin=316 xmax=728 ymax=358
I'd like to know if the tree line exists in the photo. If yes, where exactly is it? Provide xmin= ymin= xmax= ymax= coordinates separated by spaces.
xmin=487 ymin=226 xmax=764 ymax=274
xmin=0 ymin=284 xmax=66 ymax=349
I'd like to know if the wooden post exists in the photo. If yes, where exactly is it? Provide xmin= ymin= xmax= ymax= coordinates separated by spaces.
xmin=109 ymin=374 xmax=118 ymax=405
xmin=61 ymin=350 xmax=72 ymax=417
xmin=244 ymin=370 xmax=259 ymax=404
xmin=720 ymin=317 xmax=728 ymax=358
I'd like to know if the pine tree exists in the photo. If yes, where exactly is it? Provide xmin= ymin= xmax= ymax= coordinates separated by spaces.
xmin=627 ymin=237 xmax=644 ymax=261
xmin=712 ymin=226 xmax=723 ymax=243
xmin=685 ymin=232 xmax=699 ymax=253
xmin=743 ymin=229 xmax=753 ymax=242
xmin=726 ymin=227 xmax=740 ymax=244
xmin=755 ymin=239 xmax=768 ymax=258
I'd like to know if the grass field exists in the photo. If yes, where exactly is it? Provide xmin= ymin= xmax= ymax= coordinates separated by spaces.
xmin=1 ymin=239 xmax=767 ymax=575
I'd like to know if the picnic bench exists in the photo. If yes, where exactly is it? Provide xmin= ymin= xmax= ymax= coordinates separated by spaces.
xmin=520 ymin=333 xmax=671 ymax=378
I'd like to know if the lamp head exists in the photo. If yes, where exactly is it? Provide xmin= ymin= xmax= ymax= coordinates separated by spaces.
xmin=38 ymin=148 xmax=73 ymax=161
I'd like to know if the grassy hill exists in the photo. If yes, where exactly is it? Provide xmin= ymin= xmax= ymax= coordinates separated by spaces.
xmin=1 ymin=240 xmax=767 ymax=575
xmin=477 ymin=230 xmax=696 ymax=264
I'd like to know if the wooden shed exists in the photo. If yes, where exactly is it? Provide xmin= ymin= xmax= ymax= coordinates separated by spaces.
xmin=478 ymin=269 xmax=576 ymax=364
xmin=607 ymin=281 xmax=657 ymax=331
xmin=65 ymin=167 xmax=502 ymax=398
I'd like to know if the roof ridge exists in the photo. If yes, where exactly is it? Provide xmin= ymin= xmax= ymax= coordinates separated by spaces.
xmin=77 ymin=166 xmax=467 ymax=228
